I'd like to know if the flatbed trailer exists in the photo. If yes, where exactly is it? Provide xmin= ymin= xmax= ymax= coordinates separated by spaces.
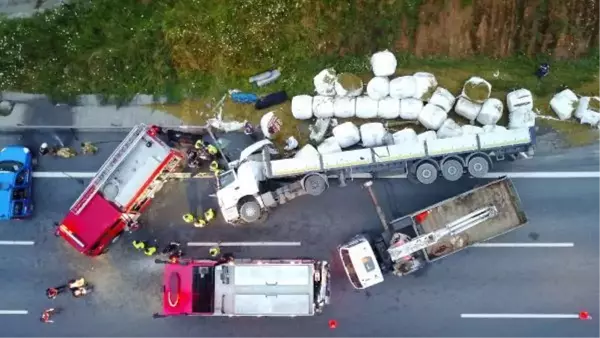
xmin=339 ymin=177 xmax=528 ymax=289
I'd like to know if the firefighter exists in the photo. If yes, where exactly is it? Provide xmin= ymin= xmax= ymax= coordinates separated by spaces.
xmin=144 ymin=244 xmax=157 ymax=256
xmin=204 ymin=208 xmax=216 ymax=223
xmin=81 ymin=142 xmax=98 ymax=155
xmin=132 ymin=240 xmax=146 ymax=250
xmin=206 ymin=144 xmax=218 ymax=156
xmin=182 ymin=213 xmax=195 ymax=224
xmin=194 ymin=219 xmax=207 ymax=228
xmin=209 ymin=246 xmax=220 ymax=257
xmin=194 ymin=140 xmax=204 ymax=150
xmin=209 ymin=160 xmax=220 ymax=173
xmin=56 ymin=147 xmax=77 ymax=158
xmin=39 ymin=142 xmax=49 ymax=156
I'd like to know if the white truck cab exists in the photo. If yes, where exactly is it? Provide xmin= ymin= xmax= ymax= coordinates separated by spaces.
xmin=338 ymin=235 xmax=385 ymax=289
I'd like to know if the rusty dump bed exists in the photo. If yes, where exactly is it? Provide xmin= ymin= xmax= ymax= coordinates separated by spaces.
xmin=415 ymin=177 xmax=527 ymax=261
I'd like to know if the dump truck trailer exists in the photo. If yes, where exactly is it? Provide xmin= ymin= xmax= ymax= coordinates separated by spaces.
xmin=338 ymin=177 xmax=528 ymax=289
xmin=216 ymin=127 xmax=535 ymax=224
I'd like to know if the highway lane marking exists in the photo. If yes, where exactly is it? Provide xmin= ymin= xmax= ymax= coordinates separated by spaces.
xmin=31 ymin=171 xmax=600 ymax=179
xmin=472 ymin=242 xmax=574 ymax=248
xmin=461 ymin=313 xmax=580 ymax=319
xmin=0 ymin=310 xmax=28 ymax=315
xmin=187 ymin=241 xmax=302 ymax=247
xmin=0 ymin=241 xmax=34 ymax=245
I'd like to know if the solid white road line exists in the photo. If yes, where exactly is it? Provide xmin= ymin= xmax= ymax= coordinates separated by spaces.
xmin=472 ymin=242 xmax=574 ymax=248
xmin=31 ymin=171 xmax=600 ymax=179
xmin=0 ymin=310 xmax=28 ymax=315
xmin=461 ymin=313 xmax=580 ymax=319
xmin=0 ymin=241 xmax=34 ymax=246
xmin=187 ymin=241 xmax=302 ymax=247
xmin=353 ymin=171 xmax=600 ymax=179
xmin=33 ymin=172 xmax=95 ymax=178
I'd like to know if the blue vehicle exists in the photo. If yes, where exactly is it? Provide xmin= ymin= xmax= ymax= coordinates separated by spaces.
xmin=0 ymin=146 xmax=34 ymax=220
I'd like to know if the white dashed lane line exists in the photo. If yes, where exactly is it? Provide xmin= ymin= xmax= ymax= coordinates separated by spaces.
xmin=0 ymin=241 xmax=35 ymax=246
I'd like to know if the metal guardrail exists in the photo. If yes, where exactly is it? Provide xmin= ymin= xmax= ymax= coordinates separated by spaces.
xmin=0 ymin=125 xmax=207 ymax=132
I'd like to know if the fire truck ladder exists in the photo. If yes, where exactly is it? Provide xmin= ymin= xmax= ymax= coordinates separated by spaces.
xmin=387 ymin=206 xmax=498 ymax=261
xmin=70 ymin=124 xmax=149 ymax=215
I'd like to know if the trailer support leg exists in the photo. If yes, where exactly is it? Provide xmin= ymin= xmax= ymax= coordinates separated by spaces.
xmin=338 ymin=171 xmax=347 ymax=188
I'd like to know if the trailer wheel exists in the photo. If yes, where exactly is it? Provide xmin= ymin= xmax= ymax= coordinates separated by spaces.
xmin=441 ymin=159 xmax=463 ymax=181
xmin=467 ymin=156 xmax=489 ymax=178
xmin=415 ymin=162 xmax=438 ymax=184
xmin=303 ymin=174 xmax=328 ymax=196
xmin=239 ymin=199 xmax=262 ymax=223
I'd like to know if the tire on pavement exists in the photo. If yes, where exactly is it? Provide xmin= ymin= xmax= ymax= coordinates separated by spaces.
xmin=415 ymin=162 xmax=438 ymax=184
xmin=441 ymin=159 xmax=463 ymax=181
xmin=467 ymin=155 xmax=490 ymax=178
xmin=239 ymin=199 xmax=262 ymax=223
xmin=303 ymin=174 xmax=328 ymax=196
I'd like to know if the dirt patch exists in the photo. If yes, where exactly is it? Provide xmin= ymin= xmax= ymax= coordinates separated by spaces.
xmin=393 ymin=0 xmax=598 ymax=58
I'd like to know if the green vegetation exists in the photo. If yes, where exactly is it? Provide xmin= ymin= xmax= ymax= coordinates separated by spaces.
xmin=0 ymin=0 xmax=598 ymax=146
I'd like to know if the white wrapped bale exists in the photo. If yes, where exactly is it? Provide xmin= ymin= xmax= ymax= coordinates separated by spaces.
xmin=334 ymin=73 xmax=364 ymax=97
xmin=377 ymin=97 xmax=401 ymax=119
xmin=428 ymin=87 xmax=456 ymax=113
xmin=436 ymin=118 xmax=463 ymax=139
xmin=291 ymin=95 xmax=314 ymax=120
xmin=294 ymin=144 xmax=320 ymax=159
xmin=506 ymin=89 xmax=534 ymax=113
xmin=370 ymin=50 xmax=397 ymax=77
xmin=317 ymin=137 xmax=342 ymax=154
xmin=355 ymin=96 xmax=379 ymax=119
xmin=333 ymin=97 xmax=356 ymax=118
xmin=477 ymin=98 xmax=504 ymax=125
xmin=454 ymin=97 xmax=483 ymax=121
xmin=580 ymin=111 xmax=600 ymax=127
xmin=389 ymin=76 xmax=417 ymax=99
xmin=313 ymin=68 xmax=337 ymax=96
xmin=482 ymin=125 xmax=508 ymax=133
xmin=461 ymin=125 xmax=484 ymax=135
xmin=461 ymin=76 xmax=492 ymax=103
xmin=412 ymin=72 xmax=438 ymax=100
xmin=417 ymin=131 xmax=437 ymax=142
xmin=574 ymin=96 xmax=591 ymax=119
xmin=508 ymin=108 xmax=536 ymax=129
xmin=392 ymin=128 xmax=418 ymax=145
xmin=550 ymin=89 xmax=578 ymax=120
xmin=418 ymin=104 xmax=447 ymax=130
xmin=332 ymin=122 xmax=361 ymax=148
xmin=366 ymin=77 xmax=390 ymax=100
xmin=399 ymin=98 xmax=423 ymax=120
xmin=312 ymin=96 xmax=335 ymax=118
xmin=360 ymin=122 xmax=388 ymax=147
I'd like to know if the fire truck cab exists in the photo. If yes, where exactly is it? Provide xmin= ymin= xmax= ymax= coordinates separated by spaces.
xmin=58 ymin=124 xmax=184 ymax=256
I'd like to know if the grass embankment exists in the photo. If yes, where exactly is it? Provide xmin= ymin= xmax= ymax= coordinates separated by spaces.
xmin=0 ymin=0 xmax=598 ymax=146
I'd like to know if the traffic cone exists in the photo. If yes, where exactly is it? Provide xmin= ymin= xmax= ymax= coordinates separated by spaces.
xmin=579 ymin=311 xmax=591 ymax=320
xmin=328 ymin=319 xmax=337 ymax=329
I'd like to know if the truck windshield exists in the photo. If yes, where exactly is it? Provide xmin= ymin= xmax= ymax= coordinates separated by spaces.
xmin=217 ymin=170 xmax=236 ymax=188
xmin=0 ymin=161 xmax=22 ymax=173
xmin=339 ymin=248 xmax=362 ymax=289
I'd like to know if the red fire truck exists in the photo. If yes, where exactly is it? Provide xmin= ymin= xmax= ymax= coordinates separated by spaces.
xmin=57 ymin=124 xmax=184 ymax=256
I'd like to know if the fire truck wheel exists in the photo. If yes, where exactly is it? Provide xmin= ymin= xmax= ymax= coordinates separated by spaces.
xmin=467 ymin=156 xmax=490 ymax=178
xmin=415 ymin=162 xmax=438 ymax=185
xmin=441 ymin=159 xmax=463 ymax=181
xmin=239 ymin=200 xmax=262 ymax=223
xmin=303 ymin=174 xmax=327 ymax=196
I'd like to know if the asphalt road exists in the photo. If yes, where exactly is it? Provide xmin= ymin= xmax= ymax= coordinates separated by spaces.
xmin=0 ymin=174 xmax=598 ymax=337
xmin=0 ymin=130 xmax=598 ymax=337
